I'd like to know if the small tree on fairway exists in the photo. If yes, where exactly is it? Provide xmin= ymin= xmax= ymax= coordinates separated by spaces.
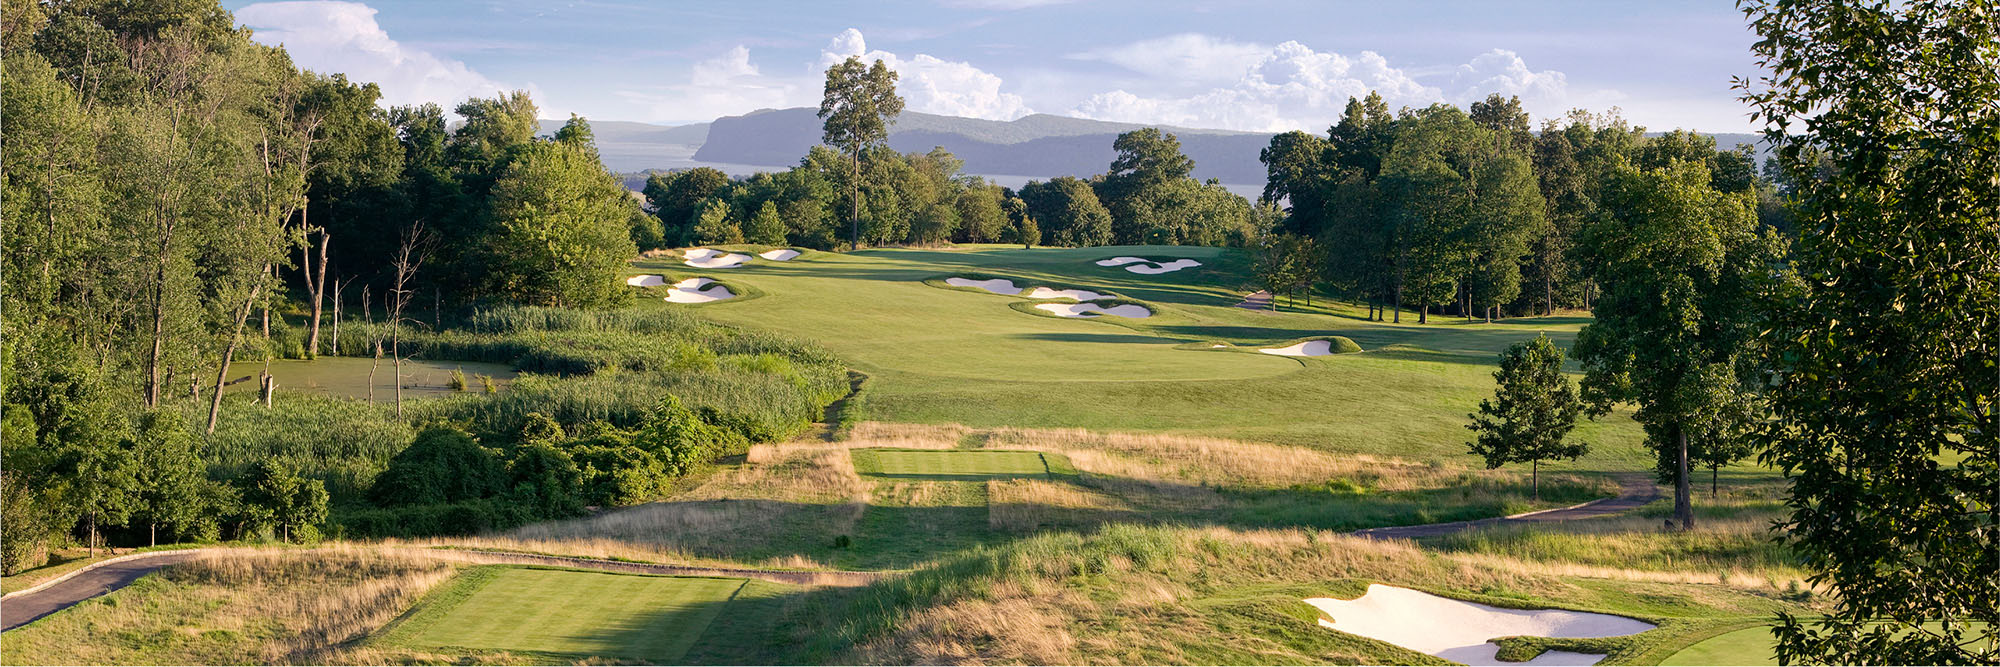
xmin=746 ymin=200 xmax=787 ymax=246
xmin=819 ymin=56 xmax=903 ymax=250
xmin=1466 ymin=334 xmax=1586 ymax=500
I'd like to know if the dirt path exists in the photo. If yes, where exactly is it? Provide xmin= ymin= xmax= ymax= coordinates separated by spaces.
xmin=0 ymin=547 xmax=888 ymax=633
xmin=1350 ymin=472 xmax=1661 ymax=540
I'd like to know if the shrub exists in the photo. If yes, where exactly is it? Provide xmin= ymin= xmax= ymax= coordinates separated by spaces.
xmin=368 ymin=427 xmax=506 ymax=507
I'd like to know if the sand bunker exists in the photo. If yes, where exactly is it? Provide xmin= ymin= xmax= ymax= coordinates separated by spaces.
xmin=662 ymin=278 xmax=735 ymax=303
xmin=1306 ymin=584 xmax=1654 ymax=666
xmin=1034 ymin=302 xmax=1152 ymax=319
xmin=625 ymin=275 xmax=667 ymax=287
xmin=1096 ymin=256 xmax=1203 ymax=274
xmin=684 ymin=248 xmax=751 ymax=268
xmin=1025 ymin=287 xmax=1111 ymax=301
xmin=1125 ymin=258 xmax=1202 ymax=274
xmin=758 ymin=248 xmax=800 ymax=261
xmin=946 ymin=277 xmax=1023 ymax=295
xmin=1260 ymin=340 xmax=1334 ymax=357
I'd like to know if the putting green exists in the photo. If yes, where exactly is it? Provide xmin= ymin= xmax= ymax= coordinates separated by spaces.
xmin=851 ymin=448 xmax=1062 ymax=479
xmin=1660 ymin=626 xmax=1778 ymax=665
xmin=377 ymin=567 xmax=747 ymax=663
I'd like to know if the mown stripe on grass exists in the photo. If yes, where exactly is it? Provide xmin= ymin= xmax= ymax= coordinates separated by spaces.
xmin=375 ymin=566 xmax=748 ymax=663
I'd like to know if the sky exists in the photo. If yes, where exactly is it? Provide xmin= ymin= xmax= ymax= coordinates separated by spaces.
xmin=223 ymin=0 xmax=1766 ymax=134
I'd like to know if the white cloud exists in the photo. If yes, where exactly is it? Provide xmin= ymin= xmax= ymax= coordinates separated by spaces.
xmin=1071 ymin=40 xmax=1439 ymax=132
xmin=1449 ymin=49 xmax=1568 ymax=109
xmin=619 ymin=45 xmax=803 ymax=123
xmin=1068 ymin=33 xmax=1269 ymax=84
xmin=234 ymin=1 xmax=543 ymax=115
xmin=817 ymin=28 xmax=1031 ymax=120
xmin=1065 ymin=38 xmax=1602 ymax=133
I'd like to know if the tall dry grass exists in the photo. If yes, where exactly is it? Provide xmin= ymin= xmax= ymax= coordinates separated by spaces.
xmin=444 ymin=439 xmax=871 ymax=570
xmin=0 ymin=546 xmax=455 ymax=665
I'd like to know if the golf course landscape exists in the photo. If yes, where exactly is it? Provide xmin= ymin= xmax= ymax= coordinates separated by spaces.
xmin=5 ymin=1 xmax=1992 ymax=665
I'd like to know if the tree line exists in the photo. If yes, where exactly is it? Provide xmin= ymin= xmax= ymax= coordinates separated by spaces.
xmin=1257 ymin=93 xmax=1785 ymax=322
xmin=633 ymin=56 xmax=1269 ymax=253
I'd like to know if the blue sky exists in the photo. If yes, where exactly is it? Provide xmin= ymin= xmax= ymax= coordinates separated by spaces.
xmin=224 ymin=1 xmax=1764 ymax=133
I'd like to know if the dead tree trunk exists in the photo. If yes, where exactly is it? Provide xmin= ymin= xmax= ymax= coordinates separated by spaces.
xmin=207 ymin=270 xmax=268 ymax=434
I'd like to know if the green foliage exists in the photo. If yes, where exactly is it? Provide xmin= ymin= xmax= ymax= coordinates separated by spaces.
xmin=244 ymin=459 xmax=329 ymax=543
xmin=1466 ymin=335 xmax=1586 ymax=499
xmin=484 ymin=140 xmax=638 ymax=308
xmin=1572 ymin=160 xmax=1781 ymax=529
xmin=1743 ymin=0 xmax=2000 ymax=663
xmin=820 ymin=56 xmax=904 ymax=249
xmin=1020 ymin=177 xmax=1112 ymax=247
xmin=368 ymin=427 xmax=507 ymax=507
xmin=691 ymin=197 xmax=743 ymax=245
xmin=505 ymin=441 xmax=585 ymax=519
xmin=745 ymin=200 xmax=787 ymax=245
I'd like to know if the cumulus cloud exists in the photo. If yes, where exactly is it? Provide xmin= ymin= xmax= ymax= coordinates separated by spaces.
xmin=1067 ymin=37 xmax=1592 ymax=132
xmin=234 ymin=1 xmax=537 ymax=114
xmin=1068 ymin=33 xmax=1270 ymax=84
xmin=1072 ymin=40 xmax=1438 ymax=132
xmin=818 ymin=28 xmax=1032 ymax=120
xmin=1449 ymin=49 xmax=1568 ymax=109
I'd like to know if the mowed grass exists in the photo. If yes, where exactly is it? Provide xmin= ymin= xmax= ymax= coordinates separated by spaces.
xmin=1660 ymin=625 xmax=1781 ymax=666
xmin=375 ymin=567 xmax=749 ymax=663
xmin=850 ymin=448 xmax=1067 ymax=480
xmin=638 ymin=244 xmax=1650 ymax=468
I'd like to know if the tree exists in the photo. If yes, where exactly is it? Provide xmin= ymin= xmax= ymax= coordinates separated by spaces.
xmin=1099 ymin=128 xmax=1196 ymax=242
xmin=128 ymin=412 xmax=208 ymax=546
xmin=369 ymin=426 xmax=506 ymax=506
xmin=745 ymin=200 xmax=787 ymax=246
xmin=1259 ymin=130 xmax=1332 ymax=236
xmin=245 ymin=459 xmax=328 ymax=543
xmin=1572 ymin=160 xmax=1780 ymax=532
xmin=1020 ymin=177 xmax=1112 ymax=247
xmin=819 ymin=56 xmax=903 ymax=250
xmin=1742 ymin=0 xmax=2000 ymax=662
xmin=1466 ymin=334 xmax=1587 ymax=500
xmin=691 ymin=197 xmax=743 ymax=245
xmin=644 ymin=167 xmax=731 ymax=246
xmin=955 ymin=185 xmax=1008 ymax=243
xmin=485 ymin=141 xmax=636 ymax=307
xmin=507 ymin=442 xmax=584 ymax=519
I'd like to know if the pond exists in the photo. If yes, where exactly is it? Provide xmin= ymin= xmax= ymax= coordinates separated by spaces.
xmin=222 ymin=357 xmax=519 ymax=400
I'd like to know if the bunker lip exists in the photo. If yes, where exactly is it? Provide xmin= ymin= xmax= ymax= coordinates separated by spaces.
xmin=1260 ymin=340 xmax=1334 ymax=357
xmin=1034 ymin=302 xmax=1153 ymax=319
xmin=663 ymin=277 xmax=736 ymax=303
xmin=946 ymin=276 xmax=1023 ymax=295
xmin=1025 ymin=287 xmax=1110 ymax=301
xmin=684 ymin=248 xmax=751 ymax=268
xmin=1305 ymin=584 xmax=1654 ymax=666
xmin=1094 ymin=256 xmax=1203 ymax=274
xmin=758 ymin=248 xmax=800 ymax=261
xmin=626 ymin=274 xmax=667 ymax=287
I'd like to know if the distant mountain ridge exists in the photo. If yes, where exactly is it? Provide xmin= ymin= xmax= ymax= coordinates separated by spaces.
xmin=540 ymin=110 xmax=1766 ymax=190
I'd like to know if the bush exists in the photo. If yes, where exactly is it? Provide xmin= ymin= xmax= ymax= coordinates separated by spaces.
xmin=368 ymin=427 xmax=507 ymax=507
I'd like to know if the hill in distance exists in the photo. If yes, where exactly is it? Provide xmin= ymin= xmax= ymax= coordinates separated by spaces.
xmin=543 ymin=110 xmax=1766 ymax=192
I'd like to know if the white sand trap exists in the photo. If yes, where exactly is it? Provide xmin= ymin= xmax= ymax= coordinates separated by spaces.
xmin=625 ymin=274 xmax=667 ymax=287
xmin=1025 ymin=287 xmax=1111 ymax=301
xmin=1306 ymin=584 xmax=1653 ymax=666
xmin=1260 ymin=340 xmax=1334 ymax=357
xmin=1124 ymin=258 xmax=1203 ymax=274
xmin=1095 ymin=256 xmax=1150 ymax=267
xmin=662 ymin=277 xmax=735 ymax=303
xmin=684 ymin=248 xmax=751 ymax=268
xmin=1034 ymin=302 xmax=1152 ymax=319
xmin=757 ymin=248 xmax=800 ymax=261
xmin=946 ymin=277 xmax=1023 ymax=295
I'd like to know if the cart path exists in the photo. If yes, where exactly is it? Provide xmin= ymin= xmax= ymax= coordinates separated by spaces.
xmin=1234 ymin=290 xmax=1273 ymax=311
xmin=1 ymin=547 xmax=887 ymax=632
xmin=1351 ymin=472 xmax=1661 ymax=540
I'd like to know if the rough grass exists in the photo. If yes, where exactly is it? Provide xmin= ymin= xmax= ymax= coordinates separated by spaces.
xmin=372 ymin=566 xmax=749 ymax=664
xmin=0 ymin=546 xmax=454 ymax=666
xmin=850 ymin=448 xmax=1059 ymax=480
xmin=773 ymin=523 xmax=1811 ymax=665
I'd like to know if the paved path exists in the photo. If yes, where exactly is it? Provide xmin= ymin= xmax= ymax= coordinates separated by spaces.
xmin=1234 ymin=290 xmax=1273 ymax=311
xmin=1351 ymin=472 xmax=1661 ymax=540
xmin=1 ymin=547 xmax=887 ymax=633
xmin=2 ymin=550 xmax=203 ymax=631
